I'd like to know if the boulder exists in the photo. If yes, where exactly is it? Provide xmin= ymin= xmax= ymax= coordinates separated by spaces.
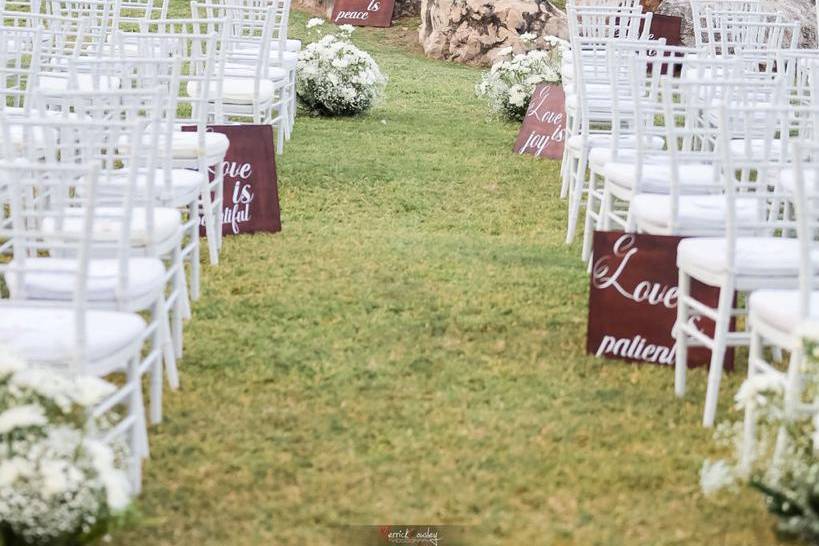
xmin=654 ymin=0 xmax=817 ymax=48
xmin=419 ymin=0 xmax=569 ymax=65
xmin=294 ymin=0 xmax=421 ymax=20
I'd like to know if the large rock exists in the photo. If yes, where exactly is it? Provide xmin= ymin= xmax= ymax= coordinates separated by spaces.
xmin=294 ymin=0 xmax=421 ymax=20
xmin=419 ymin=0 xmax=568 ymax=65
xmin=654 ymin=0 xmax=817 ymax=48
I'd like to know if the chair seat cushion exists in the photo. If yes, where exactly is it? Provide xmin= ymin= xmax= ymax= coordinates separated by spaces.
xmin=38 ymin=73 xmax=121 ymax=92
xmin=108 ymin=168 xmax=204 ymax=203
xmin=678 ymin=237 xmax=802 ymax=277
xmin=631 ymin=194 xmax=763 ymax=233
xmin=749 ymin=289 xmax=819 ymax=335
xmin=729 ymin=138 xmax=783 ymax=160
xmin=778 ymin=167 xmax=819 ymax=196
xmin=0 ymin=306 xmax=146 ymax=364
xmin=568 ymin=134 xmax=665 ymax=154
xmin=603 ymin=161 xmax=718 ymax=194
xmin=224 ymin=63 xmax=289 ymax=81
xmin=169 ymin=131 xmax=230 ymax=160
xmin=5 ymin=258 xmax=166 ymax=303
xmin=186 ymin=78 xmax=278 ymax=105
xmin=43 ymin=207 xmax=181 ymax=248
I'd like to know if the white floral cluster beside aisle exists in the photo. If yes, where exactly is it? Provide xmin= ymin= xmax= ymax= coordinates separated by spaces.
xmin=560 ymin=0 xmax=819 ymax=539
xmin=475 ymin=34 xmax=568 ymax=121
xmin=0 ymin=0 xmax=303 ymax=542
xmin=296 ymin=19 xmax=387 ymax=116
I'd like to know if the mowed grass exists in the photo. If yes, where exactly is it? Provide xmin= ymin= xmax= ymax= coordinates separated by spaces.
xmin=117 ymin=6 xmax=783 ymax=546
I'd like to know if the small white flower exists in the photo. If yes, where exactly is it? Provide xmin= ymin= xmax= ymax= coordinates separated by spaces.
xmin=338 ymin=24 xmax=355 ymax=35
xmin=0 ymin=404 xmax=47 ymax=434
xmin=71 ymin=376 xmax=117 ymax=407
xmin=519 ymin=32 xmax=537 ymax=44
xmin=0 ymin=457 xmax=32 ymax=487
xmin=700 ymin=459 xmax=735 ymax=496
xmin=306 ymin=18 xmax=325 ymax=29
xmin=734 ymin=374 xmax=785 ymax=411
xmin=41 ymin=459 xmax=71 ymax=497
xmin=0 ymin=346 xmax=26 ymax=378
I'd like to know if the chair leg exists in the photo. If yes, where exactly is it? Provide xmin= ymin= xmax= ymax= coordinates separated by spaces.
xmin=126 ymin=356 xmax=149 ymax=462
xmin=566 ymin=151 xmax=588 ymax=245
xmin=581 ymin=168 xmax=599 ymax=262
xmin=561 ymin=147 xmax=577 ymax=200
xmin=675 ymin=269 xmax=690 ymax=398
xmin=158 ymin=292 xmax=179 ymax=391
xmin=703 ymin=281 xmax=735 ymax=427
xmin=189 ymin=200 xmax=201 ymax=302
xmin=215 ymin=169 xmax=224 ymax=254
xmin=599 ymin=184 xmax=613 ymax=232
xmin=771 ymin=348 xmax=805 ymax=476
xmin=172 ymin=245 xmax=185 ymax=359
xmin=201 ymin=188 xmax=220 ymax=267
xmin=739 ymin=324 xmax=763 ymax=475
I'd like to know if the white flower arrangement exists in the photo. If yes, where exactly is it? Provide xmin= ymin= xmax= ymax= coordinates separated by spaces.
xmin=475 ymin=34 xmax=569 ymax=121
xmin=0 ymin=348 xmax=132 ymax=545
xmin=296 ymin=19 xmax=387 ymax=116
xmin=698 ymin=329 xmax=819 ymax=543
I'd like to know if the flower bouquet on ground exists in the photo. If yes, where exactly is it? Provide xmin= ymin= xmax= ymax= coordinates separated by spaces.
xmin=0 ymin=349 xmax=133 ymax=546
xmin=475 ymin=34 xmax=569 ymax=121
xmin=296 ymin=18 xmax=388 ymax=116
xmin=699 ymin=324 xmax=819 ymax=543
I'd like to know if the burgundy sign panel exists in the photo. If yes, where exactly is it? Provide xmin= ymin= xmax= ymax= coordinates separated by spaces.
xmin=587 ymin=232 xmax=733 ymax=370
xmin=184 ymin=125 xmax=282 ymax=237
xmin=513 ymin=83 xmax=567 ymax=159
xmin=332 ymin=0 xmax=395 ymax=27
xmin=648 ymin=14 xmax=683 ymax=45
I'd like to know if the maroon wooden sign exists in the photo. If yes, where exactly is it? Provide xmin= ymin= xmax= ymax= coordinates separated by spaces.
xmin=513 ymin=84 xmax=567 ymax=159
xmin=587 ymin=232 xmax=733 ymax=369
xmin=183 ymin=125 xmax=281 ymax=237
xmin=648 ymin=13 xmax=683 ymax=45
xmin=332 ymin=0 xmax=395 ymax=27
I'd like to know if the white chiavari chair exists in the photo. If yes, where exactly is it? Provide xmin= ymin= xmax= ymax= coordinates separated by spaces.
xmin=116 ymin=20 xmax=229 ymax=294
xmin=190 ymin=1 xmax=289 ymax=152
xmin=0 ymin=144 xmax=149 ymax=493
xmin=675 ymin=97 xmax=812 ymax=427
xmin=581 ymin=42 xmax=701 ymax=261
xmin=562 ymin=6 xmax=655 ymax=246
xmin=739 ymin=136 xmax=819 ymax=477
xmin=19 ymin=88 xmax=181 ymax=425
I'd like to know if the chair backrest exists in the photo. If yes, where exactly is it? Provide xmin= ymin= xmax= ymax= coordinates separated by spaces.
xmin=45 ymin=0 xmax=120 ymax=56
xmin=690 ymin=0 xmax=764 ymax=45
xmin=0 ymin=0 xmax=41 ymax=11
xmin=190 ymin=1 xmax=276 ymax=82
xmin=114 ymin=0 xmax=168 ymax=30
xmin=567 ymin=4 xmax=648 ymax=41
xmin=791 ymin=139 xmax=819 ymax=320
xmin=64 ymin=54 xmax=183 ymax=197
xmin=27 ymin=88 xmax=163 ymax=257
xmin=713 ymin=13 xmax=800 ymax=55
xmin=715 ymin=98 xmax=817 ymax=273
xmin=0 ymin=25 xmax=43 ymax=111
xmin=566 ymin=0 xmax=641 ymax=7
xmin=0 ymin=154 xmax=100 ymax=369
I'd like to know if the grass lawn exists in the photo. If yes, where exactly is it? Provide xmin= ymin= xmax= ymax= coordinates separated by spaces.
xmin=117 ymin=5 xmax=782 ymax=545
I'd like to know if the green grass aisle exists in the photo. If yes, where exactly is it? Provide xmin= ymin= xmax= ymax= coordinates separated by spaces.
xmin=118 ymin=7 xmax=781 ymax=545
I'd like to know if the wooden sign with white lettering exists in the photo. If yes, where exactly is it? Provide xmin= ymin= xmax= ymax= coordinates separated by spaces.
xmin=184 ymin=125 xmax=282 ymax=237
xmin=587 ymin=232 xmax=733 ymax=369
xmin=513 ymin=84 xmax=567 ymax=159
xmin=332 ymin=0 xmax=395 ymax=27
